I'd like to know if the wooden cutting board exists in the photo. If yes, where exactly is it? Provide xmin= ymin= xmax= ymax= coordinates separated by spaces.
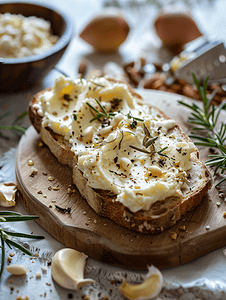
xmin=16 ymin=90 xmax=226 ymax=270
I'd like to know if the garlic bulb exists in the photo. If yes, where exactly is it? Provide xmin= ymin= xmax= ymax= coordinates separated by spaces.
xmin=80 ymin=9 xmax=130 ymax=52
xmin=0 ymin=182 xmax=17 ymax=207
xmin=154 ymin=7 xmax=202 ymax=49
xmin=51 ymin=248 xmax=95 ymax=290
xmin=120 ymin=265 xmax=163 ymax=300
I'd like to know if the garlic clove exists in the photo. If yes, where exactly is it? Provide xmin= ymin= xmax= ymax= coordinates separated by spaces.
xmin=51 ymin=248 xmax=95 ymax=290
xmin=6 ymin=264 xmax=28 ymax=275
xmin=120 ymin=265 xmax=163 ymax=300
xmin=0 ymin=182 xmax=17 ymax=207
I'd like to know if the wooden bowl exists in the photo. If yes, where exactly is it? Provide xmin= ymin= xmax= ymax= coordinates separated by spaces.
xmin=0 ymin=1 xmax=74 ymax=92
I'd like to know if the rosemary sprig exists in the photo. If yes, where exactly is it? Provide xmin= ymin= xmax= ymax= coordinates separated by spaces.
xmin=86 ymin=98 xmax=116 ymax=122
xmin=157 ymin=146 xmax=169 ymax=158
xmin=0 ymin=211 xmax=44 ymax=279
xmin=0 ymin=111 xmax=27 ymax=137
xmin=179 ymin=73 xmax=226 ymax=186
xmin=126 ymin=111 xmax=144 ymax=129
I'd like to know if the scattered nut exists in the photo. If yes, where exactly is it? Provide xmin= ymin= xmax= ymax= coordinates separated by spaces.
xmin=179 ymin=225 xmax=186 ymax=231
xmin=170 ymin=232 xmax=178 ymax=240
xmin=52 ymin=187 xmax=60 ymax=191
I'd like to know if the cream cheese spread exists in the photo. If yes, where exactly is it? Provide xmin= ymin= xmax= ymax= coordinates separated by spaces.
xmin=37 ymin=76 xmax=197 ymax=213
xmin=0 ymin=13 xmax=58 ymax=58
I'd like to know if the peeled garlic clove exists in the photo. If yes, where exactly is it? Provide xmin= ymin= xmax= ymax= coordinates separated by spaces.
xmin=51 ymin=248 xmax=95 ymax=290
xmin=120 ymin=157 xmax=132 ymax=171
xmin=80 ymin=9 xmax=130 ymax=52
xmin=120 ymin=265 xmax=163 ymax=300
xmin=0 ymin=182 xmax=17 ymax=207
xmin=6 ymin=264 xmax=28 ymax=275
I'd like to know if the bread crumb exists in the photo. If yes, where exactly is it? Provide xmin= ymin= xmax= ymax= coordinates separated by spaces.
xmin=16 ymin=296 xmax=29 ymax=300
xmin=34 ymin=253 xmax=39 ymax=257
xmin=216 ymin=201 xmax=221 ymax=207
xmin=9 ymin=252 xmax=15 ymax=257
xmin=52 ymin=187 xmax=60 ymax=191
xmin=36 ymin=272 xmax=41 ymax=279
xmin=7 ymin=256 xmax=12 ymax=262
xmin=46 ymin=282 xmax=51 ymax=286
xmin=28 ymin=160 xmax=34 ymax=166
xmin=41 ymin=266 xmax=47 ymax=272
xmin=206 ymin=225 xmax=210 ymax=230
xmin=223 ymin=212 xmax=226 ymax=218
xmin=31 ymin=167 xmax=38 ymax=174
xmin=48 ymin=176 xmax=55 ymax=181
xmin=171 ymin=233 xmax=177 ymax=240
xmin=179 ymin=225 xmax=186 ymax=231
xmin=39 ymin=142 xmax=43 ymax=147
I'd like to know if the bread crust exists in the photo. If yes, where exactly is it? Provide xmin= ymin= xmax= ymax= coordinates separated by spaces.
xmin=28 ymin=80 xmax=212 ymax=234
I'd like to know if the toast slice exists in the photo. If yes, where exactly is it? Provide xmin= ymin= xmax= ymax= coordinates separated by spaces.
xmin=28 ymin=76 xmax=211 ymax=234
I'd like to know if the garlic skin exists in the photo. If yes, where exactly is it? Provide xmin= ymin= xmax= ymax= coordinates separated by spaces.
xmin=6 ymin=264 xmax=28 ymax=275
xmin=120 ymin=265 xmax=163 ymax=300
xmin=51 ymin=248 xmax=95 ymax=290
xmin=0 ymin=182 xmax=17 ymax=207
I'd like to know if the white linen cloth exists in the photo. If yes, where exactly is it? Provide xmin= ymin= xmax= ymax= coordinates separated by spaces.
xmin=1 ymin=0 xmax=226 ymax=298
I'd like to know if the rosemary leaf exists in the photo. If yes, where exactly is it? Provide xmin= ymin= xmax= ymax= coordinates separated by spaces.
xmin=3 ymin=215 xmax=39 ymax=222
xmin=0 ymin=211 xmax=22 ymax=216
xmin=215 ymin=177 xmax=226 ymax=187
xmin=3 ymin=231 xmax=45 ymax=240
xmin=86 ymin=101 xmax=99 ymax=113
xmin=0 ymin=234 xmax=5 ymax=279
xmin=145 ymin=136 xmax=158 ymax=148
xmin=5 ymin=239 xmax=32 ymax=256
xmin=129 ymin=145 xmax=152 ymax=155
xmin=0 ymin=125 xmax=26 ymax=134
